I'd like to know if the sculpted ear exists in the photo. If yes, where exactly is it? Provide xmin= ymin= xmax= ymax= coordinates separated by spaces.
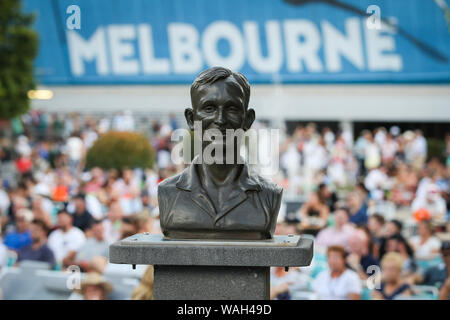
xmin=184 ymin=108 xmax=195 ymax=131
xmin=243 ymin=108 xmax=255 ymax=131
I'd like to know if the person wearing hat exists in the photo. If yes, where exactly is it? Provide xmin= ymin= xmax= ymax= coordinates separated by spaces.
xmin=131 ymin=266 xmax=154 ymax=300
xmin=75 ymin=272 xmax=113 ymax=300
xmin=3 ymin=208 xmax=33 ymax=251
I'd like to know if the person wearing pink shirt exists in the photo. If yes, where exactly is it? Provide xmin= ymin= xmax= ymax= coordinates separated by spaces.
xmin=315 ymin=207 xmax=355 ymax=252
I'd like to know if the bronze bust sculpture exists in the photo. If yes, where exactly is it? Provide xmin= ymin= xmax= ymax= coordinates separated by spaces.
xmin=158 ymin=67 xmax=283 ymax=240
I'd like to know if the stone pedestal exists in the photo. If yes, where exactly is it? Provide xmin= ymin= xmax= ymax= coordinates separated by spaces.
xmin=109 ymin=234 xmax=313 ymax=300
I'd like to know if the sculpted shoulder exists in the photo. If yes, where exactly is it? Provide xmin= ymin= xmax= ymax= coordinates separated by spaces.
xmin=252 ymin=173 xmax=283 ymax=198
xmin=157 ymin=168 xmax=187 ymax=223
xmin=157 ymin=168 xmax=186 ymax=192
xmin=251 ymin=173 xmax=283 ymax=236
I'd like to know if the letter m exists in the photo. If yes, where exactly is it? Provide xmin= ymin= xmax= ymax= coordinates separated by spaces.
xmin=67 ymin=27 xmax=109 ymax=76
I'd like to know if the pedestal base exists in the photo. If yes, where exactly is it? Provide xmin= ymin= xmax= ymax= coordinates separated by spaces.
xmin=109 ymin=234 xmax=313 ymax=300
xmin=154 ymin=265 xmax=269 ymax=300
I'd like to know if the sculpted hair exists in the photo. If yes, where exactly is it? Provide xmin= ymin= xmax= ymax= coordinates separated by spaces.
xmin=190 ymin=66 xmax=251 ymax=108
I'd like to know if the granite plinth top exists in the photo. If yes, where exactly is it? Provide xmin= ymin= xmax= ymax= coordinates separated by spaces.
xmin=109 ymin=233 xmax=313 ymax=267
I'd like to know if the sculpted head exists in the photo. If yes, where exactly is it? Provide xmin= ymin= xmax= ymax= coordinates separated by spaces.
xmin=184 ymin=67 xmax=255 ymax=162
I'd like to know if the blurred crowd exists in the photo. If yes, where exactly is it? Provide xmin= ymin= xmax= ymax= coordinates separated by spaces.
xmin=0 ymin=109 xmax=449 ymax=300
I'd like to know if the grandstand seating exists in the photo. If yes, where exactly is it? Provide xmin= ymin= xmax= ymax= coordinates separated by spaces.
xmin=0 ymin=266 xmax=139 ymax=300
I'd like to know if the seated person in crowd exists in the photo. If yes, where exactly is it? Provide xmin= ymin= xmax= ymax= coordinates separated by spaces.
xmin=131 ymin=266 xmax=155 ymax=300
xmin=378 ymin=219 xmax=403 ymax=260
xmin=101 ymin=215 xmax=147 ymax=276
xmin=74 ymin=272 xmax=113 ymax=300
xmin=297 ymin=191 xmax=329 ymax=236
xmin=415 ymin=241 xmax=450 ymax=289
xmin=3 ymin=208 xmax=33 ymax=251
xmin=17 ymin=219 xmax=55 ymax=268
xmin=346 ymin=228 xmax=380 ymax=280
xmin=315 ymin=207 xmax=355 ymax=252
xmin=270 ymin=266 xmax=310 ymax=300
xmin=385 ymin=234 xmax=417 ymax=281
xmin=312 ymin=245 xmax=362 ymax=300
xmin=412 ymin=184 xmax=447 ymax=223
xmin=71 ymin=219 xmax=109 ymax=272
xmin=70 ymin=193 xmax=94 ymax=233
xmin=48 ymin=209 xmax=86 ymax=268
xmin=346 ymin=192 xmax=368 ymax=227
xmin=318 ymin=183 xmax=338 ymax=213
xmin=275 ymin=222 xmax=298 ymax=237
xmin=372 ymin=252 xmax=413 ymax=300
xmin=103 ymin=200 xmax=124 ymax=244
xmin=119 ymin=215 xmax=141 ymax=239
xmin=30 ymin=195 xmax=53 ymax=230
xmin=367 ymin=213 xmax=385 ymax=259
xmin=409 ymin=219 xmax=441 ymax=261
xmin=136 ymin=209 xmax=155 ymax=234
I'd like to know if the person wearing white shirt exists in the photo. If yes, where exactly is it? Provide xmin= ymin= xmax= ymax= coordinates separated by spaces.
xmin=48 ymin=210 xmax=86 ymax=266
xmin=280 ymin=142 xmax=301 ymax=181
xmin=374 ymin=127 xmax=387 ymax=147
xmin=412 ymin=184 xmax=447 ymax=222
xmin=66 ymin=133 xmax=85 ymax=176
xmin=411 ymin=130 xmax=427 ymax=170
xmin=66 ymin=135 xmax=84 ymax=161
xmin=409 ymin=220 xmax=442 ymax=260
xmin=364 ymin=166 xmax=389 ymax=201
xmin=364 ymin=140 xmax=381 ymax=171
xmin=270 ymin=267 xmax=310 ymax=300
xmin=15 ymin=135 xmax=32 ymax=157
xmin=312 ymin=245 xmax=362 ymax=300
xmin=381 ymin=134 xmax=399 ymax=163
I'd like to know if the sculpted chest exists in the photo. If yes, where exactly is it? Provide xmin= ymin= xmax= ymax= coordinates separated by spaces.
xmin=165 ymin=188 xmax=270 ymax=232
xmin=157 ymin=162 xmax=282 ymax=240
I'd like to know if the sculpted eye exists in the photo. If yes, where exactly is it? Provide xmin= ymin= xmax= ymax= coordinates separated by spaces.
xmin=203 ymin=105 xmax=215 ymax=113
xmin=228 ymin=106 xmax=239 ymax=112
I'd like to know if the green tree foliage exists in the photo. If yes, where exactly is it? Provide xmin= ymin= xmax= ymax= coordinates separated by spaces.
xmin=86 ymin=131 xmax=156 ymax=170
xmin=0 ymin=0 xmax=38 ymax=119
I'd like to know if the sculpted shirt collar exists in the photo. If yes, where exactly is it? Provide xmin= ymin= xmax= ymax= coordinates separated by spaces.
xmin=174 ymin=155 xmax=262 ymax=221
xmin=176 ymin=155 xmax=261 ymax=192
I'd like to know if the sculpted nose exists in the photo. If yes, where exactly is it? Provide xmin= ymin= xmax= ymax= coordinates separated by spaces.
xmin=214 ymin=107 xmax=225 ymax=127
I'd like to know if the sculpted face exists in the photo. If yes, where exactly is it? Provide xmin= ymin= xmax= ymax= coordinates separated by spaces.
xmin=185 ymin=76 xmax=255 ymax=161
